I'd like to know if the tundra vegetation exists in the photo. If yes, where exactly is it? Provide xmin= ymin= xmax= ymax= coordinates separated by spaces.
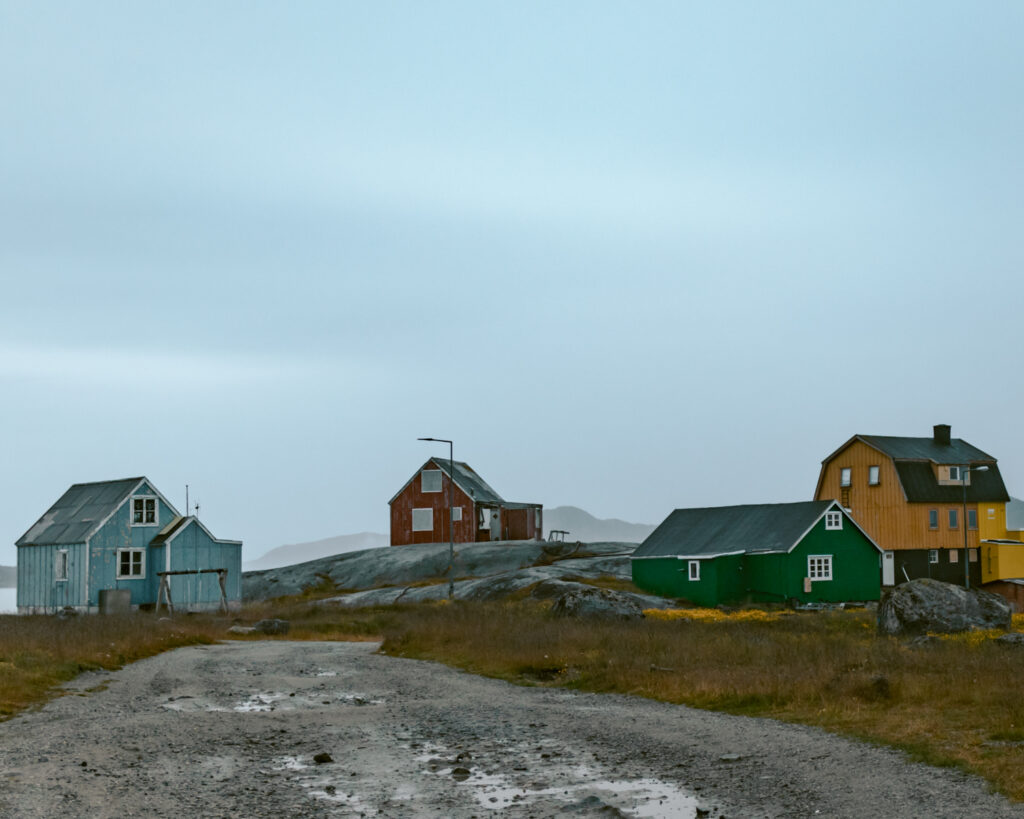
xmin=3 ymin=596 xmax=1024 ymax=801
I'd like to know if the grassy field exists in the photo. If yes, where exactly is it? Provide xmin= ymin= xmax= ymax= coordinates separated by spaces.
xmin=3 ymin=599 xmax=1024 ymax=800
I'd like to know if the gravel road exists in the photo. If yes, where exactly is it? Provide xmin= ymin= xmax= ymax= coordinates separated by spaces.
xmin=0 ymin=640 xmax=1020 ymax=818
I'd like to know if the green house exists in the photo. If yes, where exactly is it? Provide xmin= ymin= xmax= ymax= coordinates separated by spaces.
xmin=632 ymin=500 xmax=883 ymax=606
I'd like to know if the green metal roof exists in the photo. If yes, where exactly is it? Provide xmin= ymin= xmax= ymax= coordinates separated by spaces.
xmin=16 ymin=477 xmax=147 ymax=547
xmin=633 ymin=500 xmax=840 ymax=559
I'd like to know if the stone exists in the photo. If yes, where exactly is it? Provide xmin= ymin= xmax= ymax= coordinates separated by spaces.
xmin=313 ymin=753 xmax=333 ymax=764
xmin=994 ymin=633 xmax=1024 ymax=647
xmin=252 ymin=619 xmax=290 ymax=635
xmin=877 ymin=578 xmax=1011 ymax=636
xmin=227 ymin=626 xmax=255 ymax=635
xmin=548 ymin=584 xmax=645 ymax=620
xmin=450 ymin=767 xmax=471 ymax=781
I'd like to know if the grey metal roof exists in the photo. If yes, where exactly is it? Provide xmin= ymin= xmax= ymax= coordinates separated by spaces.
xmin=16 ymin=477 xmax=145 ymax=547
xmin=858 ymin=435 xmax=995 ymax=463
xmin=633 ymin=501 xmax=837 ymax=559
xmin=892 ymin=462 xmax=1010 ymax=503
xmin=431 ymin=459 xmax=504 ymax=504
xmin=150 ymin=515 xmax=189 ymax=545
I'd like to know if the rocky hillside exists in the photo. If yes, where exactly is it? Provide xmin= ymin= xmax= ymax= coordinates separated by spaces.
xmin=543 ymin=506 xmax=655 ymax=543
xmin=244 ymin=532 xmax=389 ymax=571
xmin=243 ymin=540 xmax=673 ymax=613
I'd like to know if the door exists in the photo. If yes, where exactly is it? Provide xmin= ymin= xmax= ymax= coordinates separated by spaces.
xmin=882 ymin=551 xmax=895 ymax=586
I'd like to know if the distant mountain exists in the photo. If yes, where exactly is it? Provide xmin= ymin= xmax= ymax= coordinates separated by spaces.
xmin=544 ymin=506 xmax=655 ymax=544
xmin=0 ymin=565 xmax=15 ymax=588
xmin=244 ymin=532 xmax=389 ymax=571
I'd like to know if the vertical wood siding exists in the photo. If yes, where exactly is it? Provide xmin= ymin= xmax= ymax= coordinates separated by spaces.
xmin=390 ymin=465 xmax=476 ymax=546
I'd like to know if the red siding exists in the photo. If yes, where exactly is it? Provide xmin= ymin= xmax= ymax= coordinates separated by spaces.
xmin=390 ymin=461 xmax=476 ymax=546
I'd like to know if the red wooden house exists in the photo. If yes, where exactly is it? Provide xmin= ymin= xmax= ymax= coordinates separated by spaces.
xmin=389 ymin=458 xmax=543 ymax=546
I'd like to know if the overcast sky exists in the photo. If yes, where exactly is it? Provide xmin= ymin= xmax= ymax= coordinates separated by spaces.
xmin=2 ymin=2 xmax=1023 ymax=565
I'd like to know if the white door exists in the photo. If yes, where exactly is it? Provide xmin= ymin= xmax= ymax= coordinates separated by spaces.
xmin=882 ymin=551 xmax=895 ymax=586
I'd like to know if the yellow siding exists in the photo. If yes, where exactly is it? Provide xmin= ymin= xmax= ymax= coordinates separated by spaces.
xmin=982 ymin=541 xmax=1024 ymax=583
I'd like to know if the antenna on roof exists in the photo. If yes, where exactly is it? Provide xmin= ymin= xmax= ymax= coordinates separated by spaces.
xmin=194 ymin=499 xmax=200 ymax=519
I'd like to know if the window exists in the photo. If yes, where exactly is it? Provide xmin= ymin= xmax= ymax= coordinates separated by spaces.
xmin=968 ymin=509 xmax=978 ymax=530
xmin=948 ymin=509 xmax=959 ymax=529
xmin=479 ymin=507 xmax=492 ymax=528
xmin=411 ymin=508 xmax=433 ymax=532
xmin=688 ymin=560 xmax=700 ymax=581
xmin=131 ymin=496 xmax=157 ymax=526
xmin=928 ymin=509 xmax=939 ymax=530
xmin=825 ymin=511 xmax=843 ymax=530
xmin=949 ymin=550 xmax=958 ymax=563
xmin=969 ymin=548 xmax=978 ymax=562
xmin=421 ymin=470 xmax=442 ymax=493
xmin=988 ymin=508 xmax=996 ymax=520
xmin=868 ymin=466 xmax=880 ymax=485
xmin=55 ymin=550 xmax=68 ymax=581
xmin=451 ymin=506 xmax=462 ymax=522
xmin=116 ymin=549 xmax=144 ymax=579
xmin=928 ymin=549 xmax=939 ymax=564
xmin=808 ymin=555 xmax=833 ymax=581
xmin=839 ymin=468 xmax=852 ymax=487
xmin=948 ymin=465 xmax=961 ymax=482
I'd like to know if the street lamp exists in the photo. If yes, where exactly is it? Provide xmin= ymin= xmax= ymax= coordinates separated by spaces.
xmin=961 ymin=464 xmax=989 ymax=589
xmin=418 ymin=437 xmax=455 ymax=599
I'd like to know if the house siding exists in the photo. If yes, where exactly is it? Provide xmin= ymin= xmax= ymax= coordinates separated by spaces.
xmin=17 ymin=542 xmax=88 ymax=612
xmin=390 ymin=467 xmax=477 ymax=546
xmin=151 ymin=523 xmax=242 ymax=611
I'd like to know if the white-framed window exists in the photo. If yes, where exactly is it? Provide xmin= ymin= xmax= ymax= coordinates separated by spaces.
xmin=451 ymin=506 xmax=462 ymax=522
xmin=868 ymin=466 xmax=880 ymax=486
xmin=411 ymin=508 xmax=433 ymax=532
xmin=131 ymin=496 xmax=158 ymax=526
xmin=839 ymin=468 xmax=852 ymax=488
xmin=948 ymin=465 xmax=961 ymax=482
xmin=688 ymin=560 xmax=700 ymax=581
xmin=55 ymin=550 xmax=68 ymax=582
xmin=117 ymin=549 xmax=145 ymax=579
xmin=928 ymin=549 xmax=939 ymax=564
xmin=825 ymin=511 xmax=842 ymax=530
xmin=807 ymin=555 xmax=833 ymax=581
xmin=421 ymin=469 xmax=442 ymax=493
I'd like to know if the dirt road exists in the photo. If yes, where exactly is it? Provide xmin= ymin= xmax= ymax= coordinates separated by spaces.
xmin=0 ymin=641 xmax=1020 ymax=818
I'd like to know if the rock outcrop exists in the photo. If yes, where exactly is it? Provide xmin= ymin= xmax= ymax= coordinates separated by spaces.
xmin=877 ymin=578 xmax=1011 ymax=636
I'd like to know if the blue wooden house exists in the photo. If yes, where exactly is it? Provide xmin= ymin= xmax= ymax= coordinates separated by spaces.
xmin=16 ymin=477 xmax=242 ymax=614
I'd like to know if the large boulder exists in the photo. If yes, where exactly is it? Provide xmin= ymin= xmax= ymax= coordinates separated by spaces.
xmin=546 ymin=582 xmax=645 ymax=620
xmin=877 ymin=578 xmax=1011 ymax=636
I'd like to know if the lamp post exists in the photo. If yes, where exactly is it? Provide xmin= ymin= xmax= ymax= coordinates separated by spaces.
xmin=418 ymin=437 xmax=455 ymax=599
xmin=961 ymin=464 xmax=989 ymax=589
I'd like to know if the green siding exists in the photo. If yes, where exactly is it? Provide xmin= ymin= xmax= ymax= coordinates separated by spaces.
xmin=632 ymin=512 xmax=881 ymax=606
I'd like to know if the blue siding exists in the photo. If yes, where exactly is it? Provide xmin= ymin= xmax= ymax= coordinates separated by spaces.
xmin=16 ymin=542 xmax=88 ymax=612
xmin=151 ymin=521 xmax=241 ymax=610
xmin=87 ymin=484 xmax=178 ymax=607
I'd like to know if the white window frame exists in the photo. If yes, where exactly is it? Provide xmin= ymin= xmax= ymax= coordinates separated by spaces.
xmin=839 ymin=468 xmax=851 ymax=487
xmin=55 ymin=549 xmax=68 ymax=582
xmin=825 ymin=511 xmax=842 ymax=530
xmin=116 ymin=548 xmax=145 ymax=579
xmin=948 ymin=465 xmax=961 ymax=482
xmin=928 ymin=549 xmax=939 ymax=564
xmin=868 ymin=465 xmax=880 ymax=485
xmin=807 ymin=555 xmax=833 ymax=581
xmin=411 ymin=508 xmax=433 ymax=532
xmin=688 ymin=560 xmax=700 ymax=581
xmin=451 ymin=506 xmax=462 ymax=522
xmin=421 ymin=469 xmax=442 ymax=493
xmin=130 ymin=495 xmax=159 ymax=527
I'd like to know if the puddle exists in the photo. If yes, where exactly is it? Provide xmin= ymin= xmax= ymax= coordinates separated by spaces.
xmin=417 ymin=743 xmax=699 ymax=818
xmin=315 ymin=671 xmax=337 ymax=677
xmin=234 ymin=692 xmax=292 ymax=712
xmin=230 ymin=691 xmax=383 ymax=712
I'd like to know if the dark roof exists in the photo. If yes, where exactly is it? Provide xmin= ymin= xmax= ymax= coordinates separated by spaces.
xmin=858 ymin=435 xmax=995 ymax=463
xmin=432 ymin=459 xmax=504 ymax=503
xmin=633 ymin=501 xmax=839 ymax=559
xmin=150 ymin=516 xmax=190 ymax=545
xmin=893 ymin=462 xmax=1011 ymax=503
xmin=16 ymin=477 xmax=146 ymax=547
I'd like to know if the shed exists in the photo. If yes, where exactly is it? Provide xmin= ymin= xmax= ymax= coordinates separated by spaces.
xmin=632 ymin=500 xmax=883 ymax=606
xmin=16 ymin=477 xmax=242 ymax=613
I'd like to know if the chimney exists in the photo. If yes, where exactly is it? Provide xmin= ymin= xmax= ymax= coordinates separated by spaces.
xmin=933 ymin=424 xmax=951 ymax=446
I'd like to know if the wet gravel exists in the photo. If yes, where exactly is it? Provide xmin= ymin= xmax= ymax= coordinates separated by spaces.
xmin=0 ymin=640 xmax=1020 ymax=818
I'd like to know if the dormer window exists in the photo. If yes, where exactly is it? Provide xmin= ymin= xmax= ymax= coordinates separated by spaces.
xmin=948 ymin=466 xmax=961 ymax=482
xmin=131 ymin=496 xmax=158 ymax=526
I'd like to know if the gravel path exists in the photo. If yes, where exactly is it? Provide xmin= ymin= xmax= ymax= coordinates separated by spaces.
xmin=0 ymin=640 xmax=1020 ymax=818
